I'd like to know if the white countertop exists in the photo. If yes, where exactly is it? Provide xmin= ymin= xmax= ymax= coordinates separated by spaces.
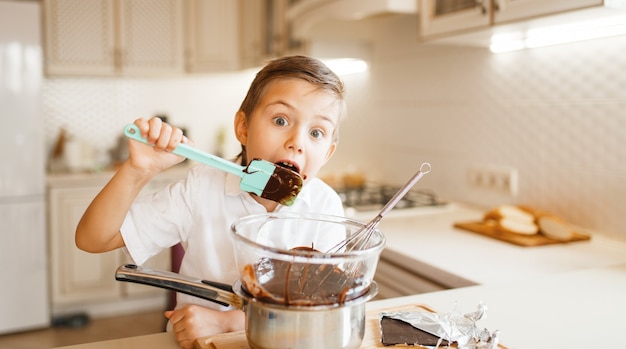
xmin=51 ymin=204 xmax=626 ymax=349
xmin=54 ymin=262 xmax=626 ymax=349
xmin=358 ymin=203 xmax=626 ymax=288
xmin=369 ymin=262 xmax=626 ymax=348
xmin=46 ymin=163 xmax=190 ymax=188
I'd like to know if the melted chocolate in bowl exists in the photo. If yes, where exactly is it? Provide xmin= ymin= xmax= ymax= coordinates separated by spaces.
xmin=241 ymin=249 xmax=367 ymax=305
xmin=231 ymin=213 xmax=385 ymax=306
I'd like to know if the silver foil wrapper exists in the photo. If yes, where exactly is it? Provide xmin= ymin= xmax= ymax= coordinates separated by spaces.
xmin=381 ymin=302 xmax=500 ymax=349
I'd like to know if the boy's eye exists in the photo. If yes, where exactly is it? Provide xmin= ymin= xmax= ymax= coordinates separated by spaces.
xmin=273 ymin=116 xmax=288 ymax=127
xmin=310 ymin=129 xmax=324 ymax=139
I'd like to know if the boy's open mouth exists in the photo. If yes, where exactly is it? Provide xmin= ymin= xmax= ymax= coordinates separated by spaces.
xmin=275 ymin=161 xmax=300 ymax=174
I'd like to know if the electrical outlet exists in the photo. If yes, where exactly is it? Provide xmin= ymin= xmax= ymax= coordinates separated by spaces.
xmin=467 ymin=165 xmax=518 ymax=196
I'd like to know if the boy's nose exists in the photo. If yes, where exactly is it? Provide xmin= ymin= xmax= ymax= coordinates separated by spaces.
xmin=286 ymin=130 xmax=304 ymax=153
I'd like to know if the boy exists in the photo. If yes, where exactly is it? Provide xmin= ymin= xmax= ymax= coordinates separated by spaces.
xmin=75 ymin=55 xmax=347 ymax=349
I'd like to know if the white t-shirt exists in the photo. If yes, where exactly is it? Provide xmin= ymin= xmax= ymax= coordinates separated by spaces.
xmin=120 ymin=164 xmax=344 ymax=311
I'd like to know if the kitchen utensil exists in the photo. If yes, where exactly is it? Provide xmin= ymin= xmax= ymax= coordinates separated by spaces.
xmin=327 ymin=162 xmax=431 ymax=253
xmin=229 ymin=212 xmax=385 ymax=305
xmin=123 ymin=124 xmax=303 ymax=206
xmin=115 ymin=264 xmax=378 ymax=349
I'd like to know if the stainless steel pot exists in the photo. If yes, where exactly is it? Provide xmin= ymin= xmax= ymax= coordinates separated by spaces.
xmin=115 ymin=264 xmax=378 ymax=349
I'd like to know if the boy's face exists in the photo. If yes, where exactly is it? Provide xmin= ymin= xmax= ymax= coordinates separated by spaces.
xmin=235 ymin=78 xmax=341 ymax=185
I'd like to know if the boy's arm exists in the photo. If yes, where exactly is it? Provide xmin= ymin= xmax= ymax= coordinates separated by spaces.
xmin=75 ymin=161 xmax=155 ymax=253
xmin=75 ymin=117 xmax=187 ymax=253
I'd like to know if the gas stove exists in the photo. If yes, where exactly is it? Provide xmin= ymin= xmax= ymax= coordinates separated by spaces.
xmin=338 ymin=185 xmax=447 ymax=213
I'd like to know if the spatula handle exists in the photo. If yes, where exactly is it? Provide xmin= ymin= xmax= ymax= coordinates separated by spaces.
xmin=123 ymin=124 xmax=245 ymax=177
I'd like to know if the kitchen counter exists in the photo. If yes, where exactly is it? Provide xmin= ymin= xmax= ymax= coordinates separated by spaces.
xmin=51 ymin=204 xmax=626 ymax=348
xmin=53 ymin=262 xmax=626 ymax=348
xmin=357 ymin=203 xmax=626 ymax=288
xmin=46 ymin=163 xmax=191 ymax=188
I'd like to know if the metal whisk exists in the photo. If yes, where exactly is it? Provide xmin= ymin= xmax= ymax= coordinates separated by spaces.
xmin=327 ymin=163 xmax=432 ymax=253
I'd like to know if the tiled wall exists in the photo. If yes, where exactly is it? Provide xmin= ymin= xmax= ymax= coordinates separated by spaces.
xmin=43 ymin=72 xmax=258 ymax=166
xmin=324 ymin=15 xmax=626 ymax=239
xmin=43 ymin=15 xmax=626 ymax=239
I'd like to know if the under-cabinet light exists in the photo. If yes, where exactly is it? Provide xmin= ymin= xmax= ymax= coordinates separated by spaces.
xmin=490 ymin=12 xmax=626 ymax=53
xmin=321 ymin=58 xmax=368 ymax=75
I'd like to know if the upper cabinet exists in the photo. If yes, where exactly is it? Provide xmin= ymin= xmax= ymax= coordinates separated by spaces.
xmin=419 ymin=0 xmax=604 ymax=40
xmin=43 ymin=0 xmax=268 ymax=76
xmin=183 ymin=0 xmax=263 ymax=72
xmin=43 ymin=0 xmax=117 ymax=76
xmin=117 ymin=0 xmax=185 ymax=75
xmin=43 ymin=0 xmax=185 ymax=76
xmin=493 ymin=0 xmax=604 ymax=24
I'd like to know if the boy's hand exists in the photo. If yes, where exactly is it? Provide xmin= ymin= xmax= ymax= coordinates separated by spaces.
xmin=127 ymin=117 xmax=191 ymax=174
xmin=165 ymin=306 xmax=245 ymax=349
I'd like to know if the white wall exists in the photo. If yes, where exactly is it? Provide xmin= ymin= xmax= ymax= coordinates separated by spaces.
xmin=43 ymin=14 xmax=626 ymax=239
xmin=325 ymin=15 xmax=626 ymax=239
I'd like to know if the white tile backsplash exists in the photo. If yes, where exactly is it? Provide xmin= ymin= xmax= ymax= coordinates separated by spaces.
xmin=323 ymin=15 xmax=626 ymax=239
xmin=42 ymin=72 xmax=256 ymax=165
xmin=42 ymin=14 xmax=626 ymax=239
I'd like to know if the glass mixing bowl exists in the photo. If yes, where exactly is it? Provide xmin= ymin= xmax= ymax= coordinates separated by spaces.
xmin=230 ymin=212 xmax=385 ymax=306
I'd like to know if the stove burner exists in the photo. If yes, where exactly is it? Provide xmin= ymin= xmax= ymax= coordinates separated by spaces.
xmin=338 ymin=186 xmax=446 ymax=211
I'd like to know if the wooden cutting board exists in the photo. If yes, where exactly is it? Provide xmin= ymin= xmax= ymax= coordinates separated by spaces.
xmin=194 ymin=304 xmax=507 ymax=349
xmin=454 ymin=220 xmax=590 ymax=247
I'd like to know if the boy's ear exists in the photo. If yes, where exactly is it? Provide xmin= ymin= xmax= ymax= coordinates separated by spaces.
xmin=234 ymin=111 xmax=248 ymax=145
xmin=324 ymin=142 xmax=337 ymax=163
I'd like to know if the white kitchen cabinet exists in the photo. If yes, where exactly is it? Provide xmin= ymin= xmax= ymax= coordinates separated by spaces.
xmin=43 ymin=0 xmax=185 ymax=76
xmin=43 ymin=0 xmax=268 ymax=76
xmin=419 ymin=0 xmax=604 ymax=40
xmin=184 ymin=0 xmax=278 ymax=72
xmin=42 ymin=0 xmax=116 ymax=75
xmin=493 ymin=0 xmax=603 ymax=24
xmin=185 ymin=0 xmax=264 ymax=73
xmin=48 ymin=185 xmax=122 ymax=307
xmin=239 ymin=0 xmax=268 ymax=68
xmin=117 ymin=0 xmax=185 ymax=75
xmin=47 ymin=169 xmax=185 ymax=316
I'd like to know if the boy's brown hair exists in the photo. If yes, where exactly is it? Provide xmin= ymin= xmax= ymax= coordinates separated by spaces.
xmin=237 ymin=55 xmax=346 ymax=163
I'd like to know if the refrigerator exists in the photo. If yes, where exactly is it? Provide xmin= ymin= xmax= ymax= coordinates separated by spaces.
xmin=0 ymin=0 xmax=50 ymax=334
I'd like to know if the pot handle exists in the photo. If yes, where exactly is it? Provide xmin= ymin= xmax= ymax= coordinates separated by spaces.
xmin=115 ymin=264 xmax=244 ymax=309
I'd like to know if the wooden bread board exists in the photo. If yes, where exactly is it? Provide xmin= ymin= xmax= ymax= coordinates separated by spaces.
xmin=195 ymin=304 xmax=507 ymax=349
xmin=454 ymin=220 xmax=590 ymax=247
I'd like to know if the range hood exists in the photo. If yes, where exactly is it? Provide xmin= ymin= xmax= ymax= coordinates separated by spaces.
xmin=287 ymin=0 xmax=416 ymax=39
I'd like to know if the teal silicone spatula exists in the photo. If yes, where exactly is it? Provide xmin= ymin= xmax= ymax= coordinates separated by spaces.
xmin=124 ymin=124 xmax=303 ymax=206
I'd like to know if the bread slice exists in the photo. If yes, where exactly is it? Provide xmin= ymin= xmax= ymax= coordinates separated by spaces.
xmin=484 ymin=205 xmax=535 ymax=223
xmin=537 ymin=215 xmax=575 ymax=241
xmin=484 ymin=205 xmax=538 ymax=235
xmin=497 ymin=216 xmax=539 ymax=235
